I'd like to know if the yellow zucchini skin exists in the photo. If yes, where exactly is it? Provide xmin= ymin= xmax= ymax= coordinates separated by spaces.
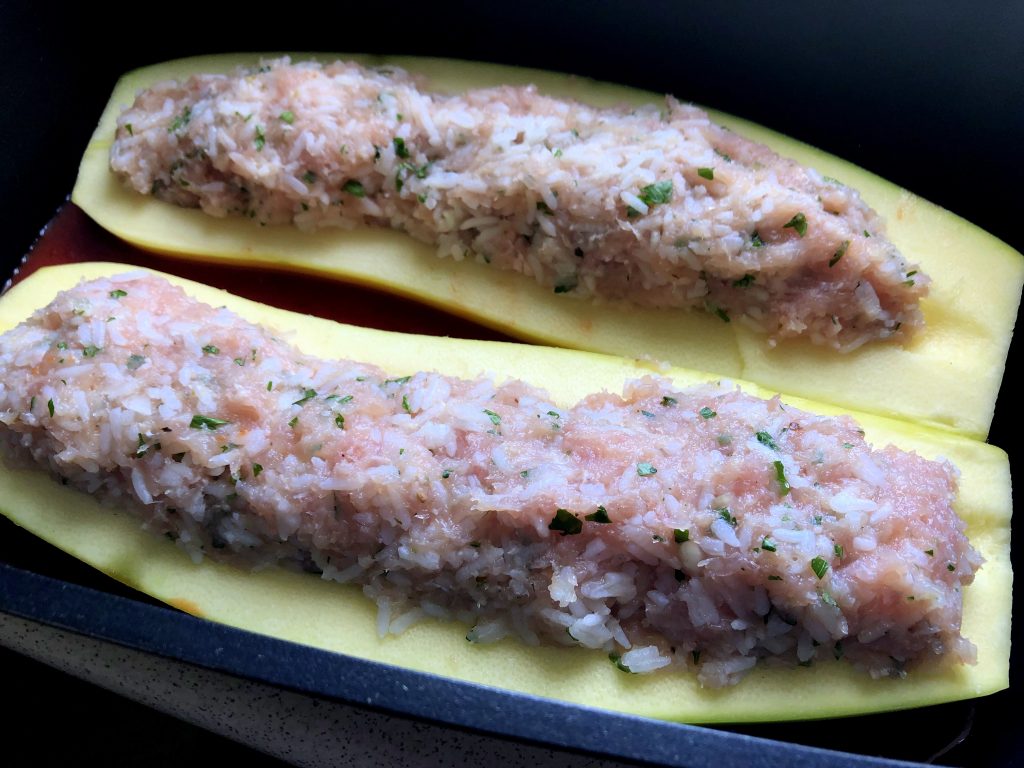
xmin=73 ymin=54 xmax=1024 ymax=439
xmin=0 ymin=262 xmax=1010 ymax=723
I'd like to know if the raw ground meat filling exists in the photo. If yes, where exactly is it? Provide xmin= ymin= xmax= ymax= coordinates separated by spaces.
xmin=0 ymin=275 xmax=978 ymax=687
xmin=110 ymin=58 xmax=927 ymax=350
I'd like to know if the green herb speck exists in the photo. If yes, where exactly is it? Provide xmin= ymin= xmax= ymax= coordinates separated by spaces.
xmin=549 ymin=508 xmax=582 ymax=536
xmin=279 ymin=110 xmax=295 ymax=124
xmin=697 ymin=167 xmax=714 ymax=180
xmin=109 ymin=289 xmax=128 ymax=299
xmin=761 ymin=537 xmax=777 ymax=552
xmin=773 ymin=460 xmax=791 ymax=495
xmin=699 ymin=406 xmax=716 ymax=419
xmin=585 ymin=506 xmax=611 ymax=523
xmin=190 ymin=414 xmax=230 ymax=430
xmin=811 ymin=556 xmax=829 ymax=579
xmin=638 ymin=180 xmax=673 ymax=207
xmin=783 ymin=212 xmax=808 ymax=237
xmin=637 ymin=462 xmax=657 ymax=477
xmin=343 ymin=179 xmax=366 ymax=197
xmin=126 ymin=354 xmax=146 ymax=370
xmin=829 ymin=240 xmax=850 ymax=268
xmin=674 ymin=528 xmax=690 ymax=543
xmin=293 ymin=388 xmax=317 ymax=406
xmin=732 ymin=274 xmax=755 ymax=288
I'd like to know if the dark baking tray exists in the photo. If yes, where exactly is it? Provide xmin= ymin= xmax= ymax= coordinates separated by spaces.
xmin=1 ymin=3 xmax=1020 ymax=766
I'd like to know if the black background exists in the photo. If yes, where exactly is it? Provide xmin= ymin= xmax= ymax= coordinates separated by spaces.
xmin=1 ymin=2 xmax=1021 ymax=765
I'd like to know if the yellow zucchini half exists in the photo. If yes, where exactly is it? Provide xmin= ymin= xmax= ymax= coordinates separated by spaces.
xmin=0 ymin=262 xmax=1010 ymax=723
xmin=72 ymin=54 xmax=1023 ymax=440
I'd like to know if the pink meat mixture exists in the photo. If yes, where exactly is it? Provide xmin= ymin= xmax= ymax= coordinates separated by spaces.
xmin=0 ymin=274 xmax=977 ymax=686
xmin=110 ymin=58 xmax=927 ymax=350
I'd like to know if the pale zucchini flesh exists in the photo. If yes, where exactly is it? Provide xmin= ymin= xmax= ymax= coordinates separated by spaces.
xmin=0 ymin=262 xmax=1010 ymax=723
xmin=72 ymin=54 xmax=1024 ymax=439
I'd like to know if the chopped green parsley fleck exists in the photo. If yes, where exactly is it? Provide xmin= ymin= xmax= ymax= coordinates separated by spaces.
xmin=924 ymin=549 xmax=934 ymax=556
xmin=335 ymin=414 xmax=346 ymax=429
xmin=638 ymin=180 xmax=673 ymax=207
xmin=109 ymin=289 xmax=128 ymax=299
xmin=549 ymin=508 xmax=582 ymax=536
xmin=168 ymin=106 xmax=192 ymax=133
xmin=829 ymin=240 xmax=850 ymax=268
xmin=707 ymin=303 xmax=730 ymax=323
xmin=674 ymin=528 xmax=690 ymax=543
xmin=302 ymin=170 xmax=317 ymax=184
xmin=751 ymin=231 xmax=766 ymax=248
xmin=393 ymin=136 xmax=410 ymax=158
xmin=254 ymin=125 xmax=266 ymax=151
xmin=288 ymin=416 xmax=299 ymax=428
xmin=834 ymin=544 xmax=844 ymax=558
xmin=585 ymin=506 xmax=611 ymax=523
xmin=608 ymin=653 xmax=633 ymax=673
xmin=761 ymin=537 xmax=777 ymax=552
xmin=82 ymin=345 xmax=101 ymax=358
xmin=343 ymin=180 xmax=365 ymax=197
xmin=811 ymin=556 xmax=829 ymax=579
xmin=293 ymin=389 xmax=317 ymax=406
xmin=783 ymin=212 xmax=808 ymax=237
xmin=699 ymin=406 xmax=716 ymax=419
xmin=233 ymin=358 xmax=245 ymax=366
xmin=441 ymin=469 xmax=452 ymax=479
xmin=483 ymin=409 xmax=501 ymax=425
xmin=126 ymin=354 xmax=146 ymax=370
xmin=773 ymin=460 xmax=791 ymax=495
xmin=637 ymin=462 xmax=657 ymax=476
xmin=662 ymin=396 xmax=677 ymax=407
xmin=732 ymin=274 xmax=755 ymax=288
xmin=202 ymin=345 xmax=219 ymax=355
xmin=821 ymin=591 xmax=838 ymax=607
xmin=252 ymin=463 xmax=263 ymax=477
xmin=402 ymin=395 xmax=412 ymax=413
xmin=756 ymin=431 xmax=778 ymax=450
xmin=279 ymin=110 xmax=295 ymax=124
xmin=697 ymin=167 xmax=714 ymax=180
xmin=716 ymin=508 xmax=737 ymax=526
xmin=190 ymin=414 xmax=230 ymax=430
xmin=947 ymin=563 xmax=956 ymax=572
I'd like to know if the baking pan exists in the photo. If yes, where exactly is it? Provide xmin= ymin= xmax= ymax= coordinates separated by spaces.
xmin=1 ymin=3 xmax=1020 ymax=765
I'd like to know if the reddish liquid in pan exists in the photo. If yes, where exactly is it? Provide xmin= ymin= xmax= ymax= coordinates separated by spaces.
xmin=11 ymin=203 xmax=516 ymax=343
